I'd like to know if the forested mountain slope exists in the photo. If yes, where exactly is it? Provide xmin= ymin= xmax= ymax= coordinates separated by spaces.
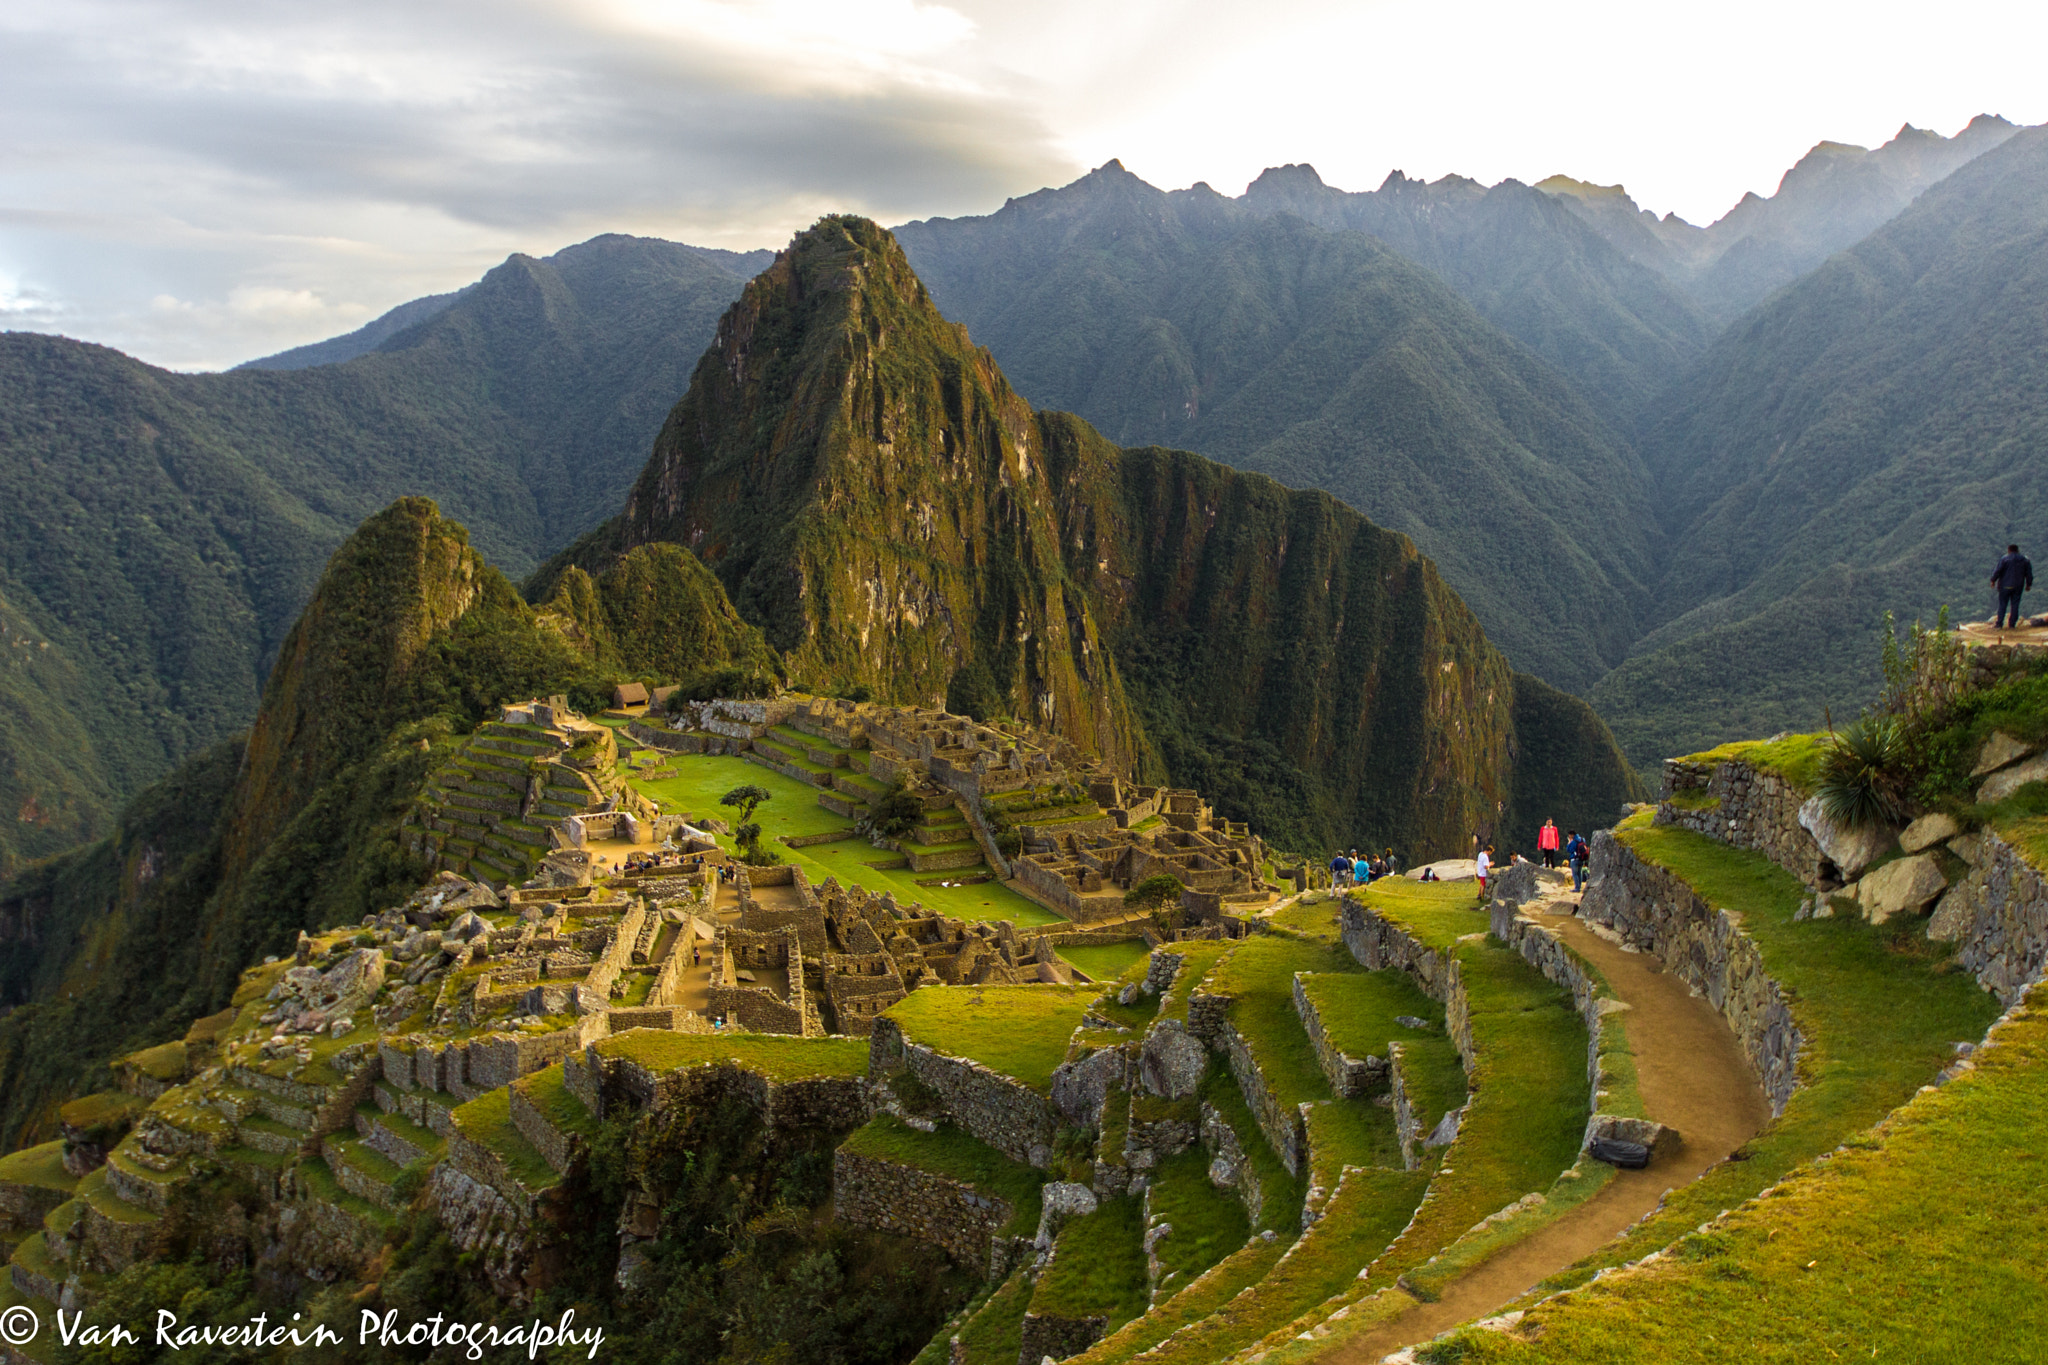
xmin=894 ymin=165 xmax=1661 ymax=693
xmin=1591 ymin=124 xmax=2048 ymax=771
xmin=0 ymin=236 xmax=764 ymax=872
xmin=551 ymin=216 xmax=1642 ymax=853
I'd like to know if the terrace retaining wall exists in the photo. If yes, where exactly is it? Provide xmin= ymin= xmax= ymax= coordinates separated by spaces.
xmin=832 ymin=1147 xmax=1026 ymax=1278
xmin=1659 ymin=758 xmax=1827 ymax=885
xmin=1292 ymin=974 xmax=1391 ymax=1099
xmin=868 ymin=1017 xmax=1058 ymax=1168
xmin=1581 ymin=831 xmax=1804 ymax=1115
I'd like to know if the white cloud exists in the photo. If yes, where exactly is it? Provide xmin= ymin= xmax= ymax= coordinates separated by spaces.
xmin=1 ymin=0 xmax=2044 ymax=368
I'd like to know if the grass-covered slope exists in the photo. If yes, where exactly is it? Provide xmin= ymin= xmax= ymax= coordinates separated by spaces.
xmin=1430 ymin=985 xmax=2047 ymax=1365
xmin=1597 ymin=124 xmax=2048 ymax=774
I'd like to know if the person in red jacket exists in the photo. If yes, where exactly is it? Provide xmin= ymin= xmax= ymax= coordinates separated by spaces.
xmin=1537 ymin=818 xmax=1561 ymax=868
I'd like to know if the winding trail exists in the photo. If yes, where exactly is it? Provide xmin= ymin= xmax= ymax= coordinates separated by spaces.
xmin=1322 ymin=884 xmax=1772 ymax=1362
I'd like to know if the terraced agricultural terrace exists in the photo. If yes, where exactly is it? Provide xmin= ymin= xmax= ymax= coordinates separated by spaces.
xmin=6 ymin=673 xmax=2047 ymax=1365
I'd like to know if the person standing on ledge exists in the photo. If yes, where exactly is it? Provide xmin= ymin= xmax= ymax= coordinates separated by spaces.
xmin=1538 ymin=818 xmax=1561 ymax=868
xmin=1992 ymin=543 xmax=2033 ymax=630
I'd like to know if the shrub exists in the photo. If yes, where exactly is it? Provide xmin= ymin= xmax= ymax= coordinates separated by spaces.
xmin=1124 ymin=873 xmax=1185 ymax=909
xmin=1816 ymin=716 xmax=1912 ymax=829
xmin=870 ymin=780 xmax=925 ymax=838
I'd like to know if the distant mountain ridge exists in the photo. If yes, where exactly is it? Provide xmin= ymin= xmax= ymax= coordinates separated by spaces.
xmin=1542 ymin=114 xmax=2022 ymax=323
xmin=893 ymin=164 xmax=1663 ymax=695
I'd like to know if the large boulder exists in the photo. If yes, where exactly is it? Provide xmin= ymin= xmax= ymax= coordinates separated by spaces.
xmin=1489 ymin=860 xmax=1539 ymax=907
xmin=1977 ymin=751 xmax=2048 ymax=804
xmin=1899 ymin=812 xmax=1961 ymax=854
xmin=1797 ymin=798 xmax=1896 ymax=880
xmin=1971 ymin=731 xmax=2035 ymax=777
xmin=1139 ymin=1022 xmax=1206 ymax=1099
xmin=1858 ymin=854 xmax=1949 ymax=925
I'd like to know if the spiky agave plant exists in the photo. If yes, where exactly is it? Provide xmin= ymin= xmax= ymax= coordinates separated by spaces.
xmin=1816 ymin=716 xmax=1912 ymax=829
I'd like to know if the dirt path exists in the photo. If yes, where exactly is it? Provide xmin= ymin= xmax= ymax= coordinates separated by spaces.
xmin=1323 ymin=889 xmax=1771 ymax=1362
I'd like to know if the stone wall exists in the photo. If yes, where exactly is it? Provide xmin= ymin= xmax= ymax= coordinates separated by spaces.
xmin=427 ymin=1163 xmax=535 ymax=1301
xmin=1658 ymin=759 xmax=1827 ymax=884
xmin=1489 ymin=902 xmax=1664 ymax=1153
xmin=868 ymin=1017 xmax=1058 ymax=1168
xmin=1927 ymin=830 xmax=2048 ymax=1006
xmin=832 ymin=1147 xmax=1016 ymax=1276
xmin=1581 ymin=831 xmax=1804 ymax=1115
xmin=1291 ymin=974 xmax=1389 ymax=1099
xmin=1199 ymin=1099 xmax=1267 ymax=1228
xmin=1339 ymin=900 xmax=1459 ymax=1001
xmin=1210 ymin=1008 xmax=1306 ymax=1178
xmin=1018 ymin=1313 xmax=1108 ymax=1365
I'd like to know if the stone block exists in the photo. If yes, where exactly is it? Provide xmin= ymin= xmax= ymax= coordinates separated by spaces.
xmin=1977 ymin=751 xmax=2048 ymax=804
xmin=1972 ymin=730 xmax=2035 ymax=777
xmin=1867 ymin=855 xmax=1941 ymax=929
xmin=1899 ymin=813 xmax=1961 ymax=854
xmin=1797 ymin=798 xmax=1896 ymax=880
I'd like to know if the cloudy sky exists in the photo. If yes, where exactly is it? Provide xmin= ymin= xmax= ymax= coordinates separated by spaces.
xmin=3 ymin=0 xmax=2043 ymax=370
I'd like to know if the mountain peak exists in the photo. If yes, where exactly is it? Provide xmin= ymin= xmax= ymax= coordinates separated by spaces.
xmin=1248 ymin=162 xmax=1327 ymax=191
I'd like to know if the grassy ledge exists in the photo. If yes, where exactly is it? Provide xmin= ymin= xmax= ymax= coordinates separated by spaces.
xmin=1676 ymin=732 xmax=1829 ymax=793
xmin=839 ymin=1114 xmax=1045 ymax=1237
xmin=884 ymin=984 xmax=1093 ymax=1093
xmin=448 ymin=1089 xmax=561 ymax=1193
xmin=1030 ymin=1195 xmax=1150 ymax=1328
xmin=1144 ymin=1147 xmax=1251 ymax=1295
xmin=1353 ymin=880 xmax=1488 ymax=951
xmin=596 ymin=1028 xmax=869 ymax=1083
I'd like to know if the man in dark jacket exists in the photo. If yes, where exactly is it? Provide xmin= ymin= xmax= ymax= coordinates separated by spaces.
xmin=1993 ymin=544 xmax=2034 ymax=629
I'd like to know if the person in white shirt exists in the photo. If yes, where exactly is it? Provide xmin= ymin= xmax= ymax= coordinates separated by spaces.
xmin=1475 ymin=845 xmax=1492 ymax=898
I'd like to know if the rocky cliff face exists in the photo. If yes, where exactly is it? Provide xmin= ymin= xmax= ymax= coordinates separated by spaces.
xmin=563 ymin=217 xmax=1640 ymax=852
xmin=609 ymin=215 xmax=1142 ymax=770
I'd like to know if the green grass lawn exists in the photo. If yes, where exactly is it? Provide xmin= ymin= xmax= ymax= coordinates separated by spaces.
xmin=1677 ymin=731 xmax=1829 ymax=794
xmin=1431 ymin=987 xmax=2048 ymax=1365
xmin=1143 ymin=1147 xmax=1252 ymax=1293
xmin=919 ymin=1268 xmax=1034 ymax=1365
xmin=0 ymin=1142 xmax=77 ymax=1194
xmin=839 ymin=1115 xmax=1044 ymax=1237
xmin=513 ymin=1063 xmax=601 ymax=1141
xmin=631 ymin=753 xmax=1058 ymax=924
xmin=1202 ymin=935 xmax=1403 ymax=1171
xmin=1198 ymin=1058 xmax=1304 ymax=1235
xmin=884 ymin=984 xmax=1092 ymax=1093
xmin=1059 ymin=940 xmax=1150 ymax=982
xmin=1354 ymin=879 xmax=1489 ymax=950
xmin=597 ymin=1029 xmax=869 ymax=1083
xmin=1070 ymin=1237 xmax=1290 ymax=1365
xmin=1135 ymin=1165 xmax=1432 ymax=1365
xmin=1267 ymin=892 xmax=1345 ymax=939
xmin=1367 ymin=942 xmax=1590 ymax=1284
xmin=1298 ymin=969 xmax=1446 ymax=1065
xmin=1031 ymin=1195 xmax=1151 ymax=1328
